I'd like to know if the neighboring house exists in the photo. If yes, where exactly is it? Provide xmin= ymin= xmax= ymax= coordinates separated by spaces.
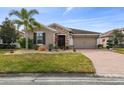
xmin=98 ymin=28 xmax=124 ymax=47
xmin=26 ymin=23 xmax=100 ymax=49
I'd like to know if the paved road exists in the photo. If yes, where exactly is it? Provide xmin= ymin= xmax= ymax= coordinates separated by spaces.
xmin=79 ymin=49 xmax=124 ymax=76
xmin=0 ymin=76 xmax=124 ymax=85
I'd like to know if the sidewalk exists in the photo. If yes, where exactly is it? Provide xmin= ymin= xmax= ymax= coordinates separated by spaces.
xmin=0 ymin=74 xmax=124 ymax=85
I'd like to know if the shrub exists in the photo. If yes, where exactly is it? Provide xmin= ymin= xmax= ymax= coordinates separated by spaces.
xmin=33 ymin=45 xmax=40 ymax=50
xmin=64 ymin=46 xmax=73 ymax=50
xmin=97 ymin=44 xmax=103 ymax=48
xmin=73 ymin=48 xmax=76 ymax=52
xmin=10 ymin=44 xmax=16 ymax=49
xmin=106 ymin=45 xmax=110 ymax=49
xmin=0 ymin=44 xmax=4 ymax=49
xmin=54 ymin=45 xmax=58 ymax=49
xmin=18 ymin=38 xmax=24 ymax=48
xmin=118 ymin=44 xmax=124 ymax=48
xmin=65 ymin=46 xmax=70 ymax=50
xmin=38 ymin=45 xmax=47 ymax=51
xmin=107 ymin=39 xmax=113 ymax=49
xmin=48 ymin=44 xmax=53 ymax=51
xmin=18 ymin=38 xmax=33 ymax=49
xmin=28 ymin=39 xmax=33 ymax=49
xmin=0 ymin=44 xmax=16 ymax=49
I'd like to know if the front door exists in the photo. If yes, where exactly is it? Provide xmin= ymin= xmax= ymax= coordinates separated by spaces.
xmin=58 ymin=35 xmax=65 ymax=48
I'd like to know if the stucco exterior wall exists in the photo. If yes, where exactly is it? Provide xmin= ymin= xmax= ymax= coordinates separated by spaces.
xmin=27 ymin=28 xmax=56 ymax=47
xmin=45 ymin=30 xmax=55 ymax=47
xmin=98 ymin=37 xmax=110 ymax=47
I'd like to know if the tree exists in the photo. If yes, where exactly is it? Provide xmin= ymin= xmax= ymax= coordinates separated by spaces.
xmin=112 ymin=29 xmax=124 ymax=47
xmin=9 ymin=8 xmax=42 ymax=49
xmin=0 ymin=18 xmax=17 ymax=45
xmin=107 ymin=39 xmax=113 ymax=49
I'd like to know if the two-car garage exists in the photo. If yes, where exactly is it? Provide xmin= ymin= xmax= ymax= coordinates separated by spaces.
xmin=70 ymin=28 xmax=100 ymax=49
xmin=73 ymin=35 xmax=98 ymax=49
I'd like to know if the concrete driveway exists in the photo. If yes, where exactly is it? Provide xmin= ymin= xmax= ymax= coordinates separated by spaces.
xmin=79 ymin=49 xmax=124 ymax=76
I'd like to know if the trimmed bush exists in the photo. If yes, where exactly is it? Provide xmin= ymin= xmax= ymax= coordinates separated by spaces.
xmin=48 ymin=44 xmax=54 ymax=51
xmin=38 ymin=45 xmax=47 ymax=51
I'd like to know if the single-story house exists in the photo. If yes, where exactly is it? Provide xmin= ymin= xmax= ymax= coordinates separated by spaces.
xmin=27 ymin=23 xmax=100 ymax=49
xmin=97 ymin=28 xmax=124 ymax=47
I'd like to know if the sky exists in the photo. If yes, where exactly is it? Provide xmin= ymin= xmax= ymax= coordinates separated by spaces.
xmin=0 ymin=7 xmax=124 ymax=33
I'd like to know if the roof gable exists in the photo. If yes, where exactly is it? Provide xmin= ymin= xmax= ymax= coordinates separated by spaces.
xmin=48 ymin=23 xmax=71 ymax=31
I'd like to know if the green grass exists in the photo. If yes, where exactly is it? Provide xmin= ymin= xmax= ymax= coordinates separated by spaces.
xmin=0 ymin=52 xmax=95 ymax=73
xmin=113 ymin=48 xmax=124 ymax=54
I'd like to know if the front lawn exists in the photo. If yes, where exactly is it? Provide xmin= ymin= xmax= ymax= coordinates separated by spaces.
xmin=0 ymin=49 xmax=10 ymax=54
xmin=0 ymin=52 xmax=95 ymax=73
xmin=113 ymin=48 xmax=124 ymax=54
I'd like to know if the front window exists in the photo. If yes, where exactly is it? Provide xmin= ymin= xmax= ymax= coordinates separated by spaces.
xmin=36 ymin=32 xmax=45 ymax=44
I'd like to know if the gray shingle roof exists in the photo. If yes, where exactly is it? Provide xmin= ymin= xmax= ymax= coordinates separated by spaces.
xmin=48 ymin=23 xmax=100 ymax=34
xmin=69 ymin=28 xmax=100 ymax=34
xmin=100 ymin=28 xmax=124 ymax=37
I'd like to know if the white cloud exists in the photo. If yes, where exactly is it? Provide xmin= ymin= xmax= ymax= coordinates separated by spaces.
xmin=63 ymin=7 xmax=74 ymax=16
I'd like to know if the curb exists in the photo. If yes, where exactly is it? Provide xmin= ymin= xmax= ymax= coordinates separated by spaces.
xmin=0 ymin=73 xmax=96 ymax=77
xmin=96 ymin=73 xmax=124 ymax=78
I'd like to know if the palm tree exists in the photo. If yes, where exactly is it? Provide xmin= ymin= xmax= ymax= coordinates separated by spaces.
xmin=9 ymin=8 xmax=42 ymax=49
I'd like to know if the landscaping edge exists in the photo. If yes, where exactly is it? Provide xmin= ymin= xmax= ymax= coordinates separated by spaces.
xmin=0 ymin=72 xmax=96 ymax=77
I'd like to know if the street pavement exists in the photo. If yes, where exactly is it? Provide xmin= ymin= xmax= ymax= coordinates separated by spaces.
xmin=0 ymin=75 xmax=124 ymax=85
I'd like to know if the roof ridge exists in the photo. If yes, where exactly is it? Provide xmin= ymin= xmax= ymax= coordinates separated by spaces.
xmin=101 ymin=27 xmax=124 ymax=37
xmin=48 ymin=23 xmax=71 ymax=31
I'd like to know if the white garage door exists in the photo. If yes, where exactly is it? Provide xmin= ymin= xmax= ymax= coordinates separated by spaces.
xmin=73 ymin=36 xmax=97 ymax=49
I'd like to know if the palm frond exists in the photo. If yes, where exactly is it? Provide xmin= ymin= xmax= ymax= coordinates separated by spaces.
xmin=27 ymin=24 xmax=34 ymax=31
xmin=13 ymin=19 xmax=23 ymax=24
xmin=9 ymin=8 xmax=41 ymax=32
xmin=9 ymin=10 xmax=22 ymax=19
xmin=31 ymin=20 xmax=43 ymax=28
xmin=13 ymin=20 xmax=23 ymax=30
xmin=28 ymin=9 xmax=39 ymax=18
xmin=21 ymin=8 xmax=29 ymax=19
